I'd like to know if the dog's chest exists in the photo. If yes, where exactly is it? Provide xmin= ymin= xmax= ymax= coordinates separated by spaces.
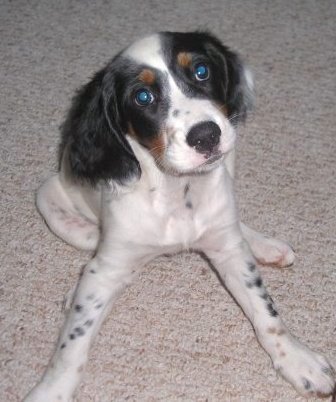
xmin=129 ymin=170 xmax=232 ymax=249
xmin=151 ymin=182 xmax=203 ymax=246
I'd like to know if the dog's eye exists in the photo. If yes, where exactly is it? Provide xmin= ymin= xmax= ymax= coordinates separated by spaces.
xmin=135 ymin=89 xmax=154 ymax=106
xmin=194 ymin=63 xmax=210 ymax=81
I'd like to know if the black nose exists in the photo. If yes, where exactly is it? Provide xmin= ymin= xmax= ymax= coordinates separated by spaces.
xmin=186 ymin=121 xmax=221 ymax=154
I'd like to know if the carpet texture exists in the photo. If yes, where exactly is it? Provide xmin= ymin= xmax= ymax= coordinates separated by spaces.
xmin=1 ymin=1 xmax=335 ymax=401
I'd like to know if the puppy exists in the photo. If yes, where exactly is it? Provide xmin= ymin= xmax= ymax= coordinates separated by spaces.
xmin=25 ymin=31 xmax=335 ymax=401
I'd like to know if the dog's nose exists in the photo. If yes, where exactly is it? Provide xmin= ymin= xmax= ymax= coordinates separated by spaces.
xmin=186 ymin=121 xmax=221 ymax=154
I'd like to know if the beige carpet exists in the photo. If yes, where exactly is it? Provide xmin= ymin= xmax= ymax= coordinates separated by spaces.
xmin=1 ymin=1 xmax=335 ymax=401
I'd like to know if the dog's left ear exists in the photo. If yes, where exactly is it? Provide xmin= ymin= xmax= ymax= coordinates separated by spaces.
xmin=207 ymin=34 xmax=254 ymax=124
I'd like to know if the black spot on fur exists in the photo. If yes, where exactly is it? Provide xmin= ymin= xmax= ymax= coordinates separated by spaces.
xmin=161 ymin=31 xmax=253 ymax=125
xmin=75 ymin=304 xmax=83 ymax=312
xmin=260 ymin=292 xmax=269 ymax=300
xmin=267 ymin=303 xmax=278 ymax=317
xmin=248 ymin=262 xmax=256 ymax=272
xmin=90 ymin=269 xmax=96 ymax=274
xmin=245 ymin=281 xmax=253 ymax=289
xmin=95 ymin=303 xmax=103 ymax=309
xmin=69 ymin=334 xmax=76 ymax=340
xmin=302 ymin=378 xmax=311 ymax=390
xmin=74 ymin=327 xmax=85 ymax=336
xmin=173 ymin=109 xmax=180 ymax=117
xmin=185 ymin=201 xmax=193 ymax=209
xmin=84 ymin=319 xmax=94 ymax=327
xmin=254 ymin=277 xmax=263 ymax=287
xmin=184 ymin=183 xmax=190 ymax=197
xmin=60 ymin=343 xmax=66 ymax=349
xmin=322 ymin=366 xmax=334 ymax=375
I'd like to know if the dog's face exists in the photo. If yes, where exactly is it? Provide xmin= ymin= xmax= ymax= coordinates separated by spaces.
xmin=62 ymin=31 xmax=254 ymax=184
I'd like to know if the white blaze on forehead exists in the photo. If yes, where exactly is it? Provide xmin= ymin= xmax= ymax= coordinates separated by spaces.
xmin=124 ymin=33 xmax=191 ymax=111
xmin=123 ymin=34 xmax=168 ymax=71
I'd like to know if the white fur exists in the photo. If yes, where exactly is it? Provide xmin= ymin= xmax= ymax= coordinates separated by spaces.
xmin=25 ymin=34 xmax=335 ymax=402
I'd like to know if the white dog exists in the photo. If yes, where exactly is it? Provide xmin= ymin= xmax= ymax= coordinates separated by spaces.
xmin=25 ymin=31 xmax=335 ymax=401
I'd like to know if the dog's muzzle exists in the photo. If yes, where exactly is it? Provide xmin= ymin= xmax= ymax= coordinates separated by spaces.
xmin=186 ymin=121 xmax=221 ymax=156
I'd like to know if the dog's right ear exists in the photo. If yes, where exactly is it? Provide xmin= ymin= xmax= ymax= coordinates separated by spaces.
xmin=60 ymin=66 xmax=141 ymax=186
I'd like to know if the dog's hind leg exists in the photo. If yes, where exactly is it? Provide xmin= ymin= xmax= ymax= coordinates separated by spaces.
xmin=240 ymin=223 xmax=295 ymax=268
xmin=36 ymin=174 xmax=100 ymax=251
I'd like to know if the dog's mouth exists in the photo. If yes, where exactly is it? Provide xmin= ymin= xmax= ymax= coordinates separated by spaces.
xmin=203 ymin=152 xmax=224 ymax=166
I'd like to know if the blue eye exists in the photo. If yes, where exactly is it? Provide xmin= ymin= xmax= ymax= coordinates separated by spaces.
xmin=194 ymin=63 xmax=209 ymax=81
xmin=135 ymin=89 xmax=154 ymax=106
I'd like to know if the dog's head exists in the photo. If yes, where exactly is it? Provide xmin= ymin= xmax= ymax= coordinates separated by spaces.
xmin=61 ymin=31 xmax=254 ymax=184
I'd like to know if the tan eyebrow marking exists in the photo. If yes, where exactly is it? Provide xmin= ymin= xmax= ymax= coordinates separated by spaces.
xmin=177 ymin=52 xmax=192 ymax=68
xmin=139 ymin=69 xmax=156 ymax=85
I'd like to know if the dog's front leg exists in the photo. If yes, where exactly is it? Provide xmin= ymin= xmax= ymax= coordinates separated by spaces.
xmin=24 ymin=252 xmax=140 ymax=402
xmin=206 ymin=240 xmax=335 ymax=397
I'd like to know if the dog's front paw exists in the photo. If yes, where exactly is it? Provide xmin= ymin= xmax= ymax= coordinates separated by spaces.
xmin=274 ymin=340 xmax=335 ymax=397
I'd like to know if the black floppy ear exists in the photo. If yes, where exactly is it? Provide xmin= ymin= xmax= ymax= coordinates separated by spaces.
xmin=206 ymin=33 xmax=254 ymax=125
xmin=60 ymin=66 xmax=140 ymax=185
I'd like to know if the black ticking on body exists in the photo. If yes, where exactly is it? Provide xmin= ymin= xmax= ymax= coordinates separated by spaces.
xmin=245 ymin=276 xmax=262 ymax=289
xmin=184 ymin=183 xmax=190 ymax=198
xmin=74 ymin=327 xmax=85 ymax=336
xmin=185 ymin=201 xmax=193 ymax=209
xmin=75 ymin=304 xmax=83 ymax=312
xmin=266 ymin=302 xmax=278 ymax=317
xmin=247 ymin=262 xmax=256 ymax=272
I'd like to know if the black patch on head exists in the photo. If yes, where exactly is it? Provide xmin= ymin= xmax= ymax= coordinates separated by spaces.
xmin=120 ymin=63 xmax=170 ymax=150
xmin=59 ymin=56 xmax=141 ymax=186
xmin=59 ymin=31 xmax=253 ymax=186
xmin=160 ymin=31 xmax=253 ymax=125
